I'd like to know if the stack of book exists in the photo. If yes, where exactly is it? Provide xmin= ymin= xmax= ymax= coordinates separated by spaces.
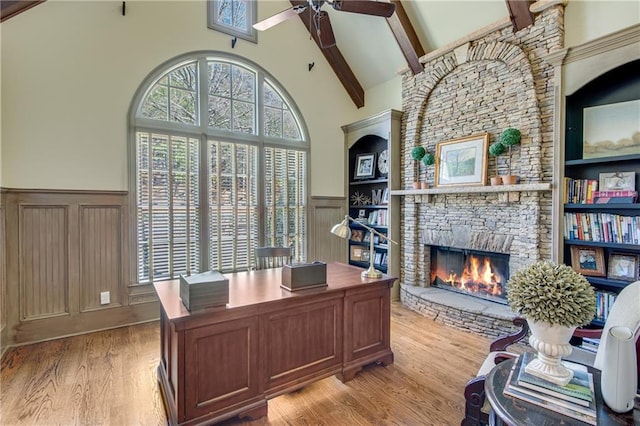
xmin=593 ymin=190 xmax=638 ymax=204
xmin=504 ymin=352 xmax=597 ymax=425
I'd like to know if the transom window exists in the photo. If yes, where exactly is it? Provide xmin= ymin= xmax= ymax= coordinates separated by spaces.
xmin=207 ymin=0 xmax=257 ymax=43
xmin=131 ymin=52 xmax=307 ymax=283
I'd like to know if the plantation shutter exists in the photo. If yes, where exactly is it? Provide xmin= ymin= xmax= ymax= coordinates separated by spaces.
xmin=133 ymin=53 xmax=307 ymax=283
xmin=136 ymin=132 xmax=200 ymax=283
xmin=264 ymin=147 xmax=306 ymax=259
xmin=208 ymin=140 xmax=259 ymax=273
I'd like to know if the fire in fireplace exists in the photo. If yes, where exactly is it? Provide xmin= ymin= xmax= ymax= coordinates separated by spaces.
xmin=430 ymin=246 xmax=509 ymax=304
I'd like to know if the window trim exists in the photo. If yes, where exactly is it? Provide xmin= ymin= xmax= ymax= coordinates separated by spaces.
xmin=128 ymin=51 xmax=309 ymax=285
xmin=207 ymin=0 xmax=257 ymax=44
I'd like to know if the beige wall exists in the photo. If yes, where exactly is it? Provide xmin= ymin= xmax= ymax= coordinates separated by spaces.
xmin=565 ymin=0 xmax=640 ymax=48
xmin=0 ymin=0 xmax=363 ymax=197
xmin=1 ymin=1 xmax=636 ymax=199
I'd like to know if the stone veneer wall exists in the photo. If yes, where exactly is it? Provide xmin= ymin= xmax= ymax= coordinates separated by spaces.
xmin=398 ymin=6 xmax=564 ymax=337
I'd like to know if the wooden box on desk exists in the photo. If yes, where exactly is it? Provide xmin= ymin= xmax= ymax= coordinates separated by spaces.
xmin=281 ymin=261 xmax=328 ymax=291
xmin=179 ymin=270 xmax=229 ymax=311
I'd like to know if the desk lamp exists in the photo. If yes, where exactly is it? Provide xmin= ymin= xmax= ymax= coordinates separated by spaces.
xmin=331 ymin=215 xmax=398 ymax=279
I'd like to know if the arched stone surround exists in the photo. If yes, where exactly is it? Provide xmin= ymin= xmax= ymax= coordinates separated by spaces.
xmin=398 ymin=6 xmax=565 ymax=336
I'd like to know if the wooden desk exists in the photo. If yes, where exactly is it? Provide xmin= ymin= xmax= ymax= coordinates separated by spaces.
xmin=154 ymin=262 xmax=396 ymax=425
xmin=485 ymin=358 xmax=638 ymax=426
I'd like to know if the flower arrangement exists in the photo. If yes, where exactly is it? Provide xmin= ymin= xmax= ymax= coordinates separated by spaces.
xmin=506 ymin=261 xmax=596 ymax=327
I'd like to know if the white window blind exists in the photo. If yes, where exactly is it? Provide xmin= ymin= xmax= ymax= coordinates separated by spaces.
xmin=136 ymin=133 xmax=200 ymax=283
xmin=132 ymin=53 xmax=307 ymax=284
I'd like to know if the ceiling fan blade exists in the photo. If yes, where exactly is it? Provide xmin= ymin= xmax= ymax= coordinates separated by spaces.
xmin=331 ymin=0 xmax=396 ymax=18
xmin=314 ymin=11 xmax=336 ymax=48
xmin=253 ymin=5 xmax=306 ymax=31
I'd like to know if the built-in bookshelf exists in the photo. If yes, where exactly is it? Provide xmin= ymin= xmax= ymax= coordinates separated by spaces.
xmin=562 ymin=58 xmax=640 ymax=328
xmin=342 ymin=110 xmax=401 ymax=291
xmin=347 ymin=136 xmax=390 ymax=273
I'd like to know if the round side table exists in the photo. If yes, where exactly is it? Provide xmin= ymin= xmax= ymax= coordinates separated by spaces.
xmin=485 ymin=358 xmax=638 ymax=426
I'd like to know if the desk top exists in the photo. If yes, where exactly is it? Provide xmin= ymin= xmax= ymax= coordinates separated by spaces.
xmin=154 ymin=262 xmax=396 ymax=322
xmin=485 ymin=358 xmax=638 ymax=426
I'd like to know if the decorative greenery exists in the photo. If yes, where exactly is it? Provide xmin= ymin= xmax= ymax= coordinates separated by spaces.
xmin=422 ymin=152 xmax=435 ymax=166
xmin=488 ymin=142 xmax=506 ymax=176
xmin=488 ymin=142 xmax=506 ymax=157
xmin=493 ymin=128 xmax=522 ymax=175
xmin=500 ymin=128 xmax=522 ymax=147
xmin=507 ymin=261 xmax=596 ymax=327
xmin=411 ymin=146 xmax=426 ymax=161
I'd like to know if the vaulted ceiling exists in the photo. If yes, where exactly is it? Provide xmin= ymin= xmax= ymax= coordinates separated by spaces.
xmin=1 ymin=0 xmax=534 ymax=108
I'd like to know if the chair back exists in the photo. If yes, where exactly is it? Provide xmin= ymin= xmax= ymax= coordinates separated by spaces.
xmin=593 ymin=280 xmax=640 ymax=371
xmin=254 ymin=246 xmax=292 ymax=270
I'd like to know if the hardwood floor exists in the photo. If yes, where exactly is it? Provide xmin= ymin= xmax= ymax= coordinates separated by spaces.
xmin=0 ymin=302 xmax=489 ymax=425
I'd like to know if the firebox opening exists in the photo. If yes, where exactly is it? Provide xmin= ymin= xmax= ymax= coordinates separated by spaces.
xmin=430 ymin=246 xmax=509 ymax=304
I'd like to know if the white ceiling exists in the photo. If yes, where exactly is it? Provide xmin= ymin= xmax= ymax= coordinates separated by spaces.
xmin=324 ymin=0 xmax=510 ymax=89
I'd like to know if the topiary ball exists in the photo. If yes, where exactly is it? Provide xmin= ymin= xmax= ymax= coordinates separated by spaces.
xmin=500 ymin=128 xmax=521 ymax=147
xmin=411 ymin=146 xmax=426 ymax=161
xmin=488 ymin=142 xmax=506 ymax=157
xmin=422 ymin=152 xmax=435 ymax=166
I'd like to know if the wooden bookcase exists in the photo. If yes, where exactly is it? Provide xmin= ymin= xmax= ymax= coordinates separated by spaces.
xmin=562 ymin=59 xmax=640 ymax=327
xmin=342 ymin=110 xmax=402 ymax=298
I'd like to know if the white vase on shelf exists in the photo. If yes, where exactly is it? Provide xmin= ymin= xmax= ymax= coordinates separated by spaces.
xmin=601 ymin=326 xmax=637 ymax=413
xmin=525 ymin=319 xmax=576 ymax=386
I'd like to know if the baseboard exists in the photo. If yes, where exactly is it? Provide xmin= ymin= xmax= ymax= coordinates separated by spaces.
xmin=6 ymin=301 xmax=159 ymax=347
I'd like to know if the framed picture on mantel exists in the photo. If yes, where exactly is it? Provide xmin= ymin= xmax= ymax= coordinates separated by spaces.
xmin=435 ymin=133 xmax=489 ymax=187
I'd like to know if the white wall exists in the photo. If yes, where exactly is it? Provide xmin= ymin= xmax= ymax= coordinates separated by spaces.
xmin=361 ymin=0 xmax=640 ymax=133
xmin=0 ymin=0 xmax=362 ymax=196
xmin=2 ymin=0 xmax=637 ymax=197
xmin=565 ymin=0 xmax=640 ymax=48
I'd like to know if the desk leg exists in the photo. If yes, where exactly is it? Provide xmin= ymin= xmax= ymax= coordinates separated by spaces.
xmin=338 ymin=352 xmax=394 ymax=383
xmin=238 ymin=401 xmax=268 ymax=421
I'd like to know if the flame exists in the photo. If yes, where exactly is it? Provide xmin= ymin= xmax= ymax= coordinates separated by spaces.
xmin=433 ymin=253 xmax=505 ymax=298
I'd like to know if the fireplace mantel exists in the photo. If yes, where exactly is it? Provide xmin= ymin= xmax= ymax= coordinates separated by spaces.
xmin=391 ymin=182 xmax=551 ymax=203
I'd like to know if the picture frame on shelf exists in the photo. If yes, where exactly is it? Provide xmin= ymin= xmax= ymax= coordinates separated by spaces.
xmin=435 ymin=133 xmax=489 ymax=187
xmin=350 ymin=229 xmax=364 ymax=242
xmin=607 ymin=253 xmax=638 ymax=282
xmin=361 ymin=249 xmax=370 ymax=262
xmin=570 ymin=246 xmax=606 ymax=277
xmin=350 ymin=246 xmax=363 ymax=262
xmin=354 ymin=153 xmax=376 ymax=179
xmin=583 ymin=100 xmax=640 ymax=159
xmin=598 ymin=171 xmax=636 ymax=191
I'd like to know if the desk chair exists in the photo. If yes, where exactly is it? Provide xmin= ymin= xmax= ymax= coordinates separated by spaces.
xmin=254 ymin=246 xmax=292 ymax=270
xmin=461 ymin=280 xmax=640 ymax=426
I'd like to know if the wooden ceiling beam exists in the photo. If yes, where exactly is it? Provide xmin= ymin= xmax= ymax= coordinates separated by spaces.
xmin=290 ymin=0 xmax=365 ymax=108
xmin=387 ymin=0 xmax=424 ymax=75
xmin=1 ymin=0 xmax=45 ymax=22
xmin=505 ymin=0 xmax=534 ymax=32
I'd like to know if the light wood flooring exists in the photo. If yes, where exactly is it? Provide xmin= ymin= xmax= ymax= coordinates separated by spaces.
xmin=0 ymin=302 xmax=489 ymax=425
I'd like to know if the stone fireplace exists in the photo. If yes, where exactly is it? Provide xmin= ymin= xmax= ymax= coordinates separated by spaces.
xmin=396 ymin=4 xmax=564 ymax=338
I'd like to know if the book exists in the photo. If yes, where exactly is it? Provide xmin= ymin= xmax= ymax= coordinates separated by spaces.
xmin=517 ymin=352 xmax=594 ymax=405
xmin=593 ymin=190 xmax=638 ymax=198
xmin=504 ymin=355 xmax=597 ymax=425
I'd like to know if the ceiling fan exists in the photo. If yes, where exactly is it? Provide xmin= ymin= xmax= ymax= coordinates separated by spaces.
xmin=253 ymin=1 xmax=396 ymax=49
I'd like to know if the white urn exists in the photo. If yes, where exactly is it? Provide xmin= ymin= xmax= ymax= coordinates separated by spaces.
xmin=525 ymin=319 xmax=577 ymax=386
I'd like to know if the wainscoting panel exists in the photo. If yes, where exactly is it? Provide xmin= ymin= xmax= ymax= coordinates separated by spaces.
xmin=308 ymin=197 xmax=346 ymax=263
xmin=80 ymin=206 xmax=123 ymax=312
xmin=0 ymin=193 xmax=6 ymax=354
xmin=2 ymin=189 xmax=157 ymax=346
xmin=20 ymin=206 xmax=69 ymax=320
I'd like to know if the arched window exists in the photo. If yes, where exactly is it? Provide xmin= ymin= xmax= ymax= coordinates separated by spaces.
xmin=130 ymin=52 xmax=308 ymax=283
